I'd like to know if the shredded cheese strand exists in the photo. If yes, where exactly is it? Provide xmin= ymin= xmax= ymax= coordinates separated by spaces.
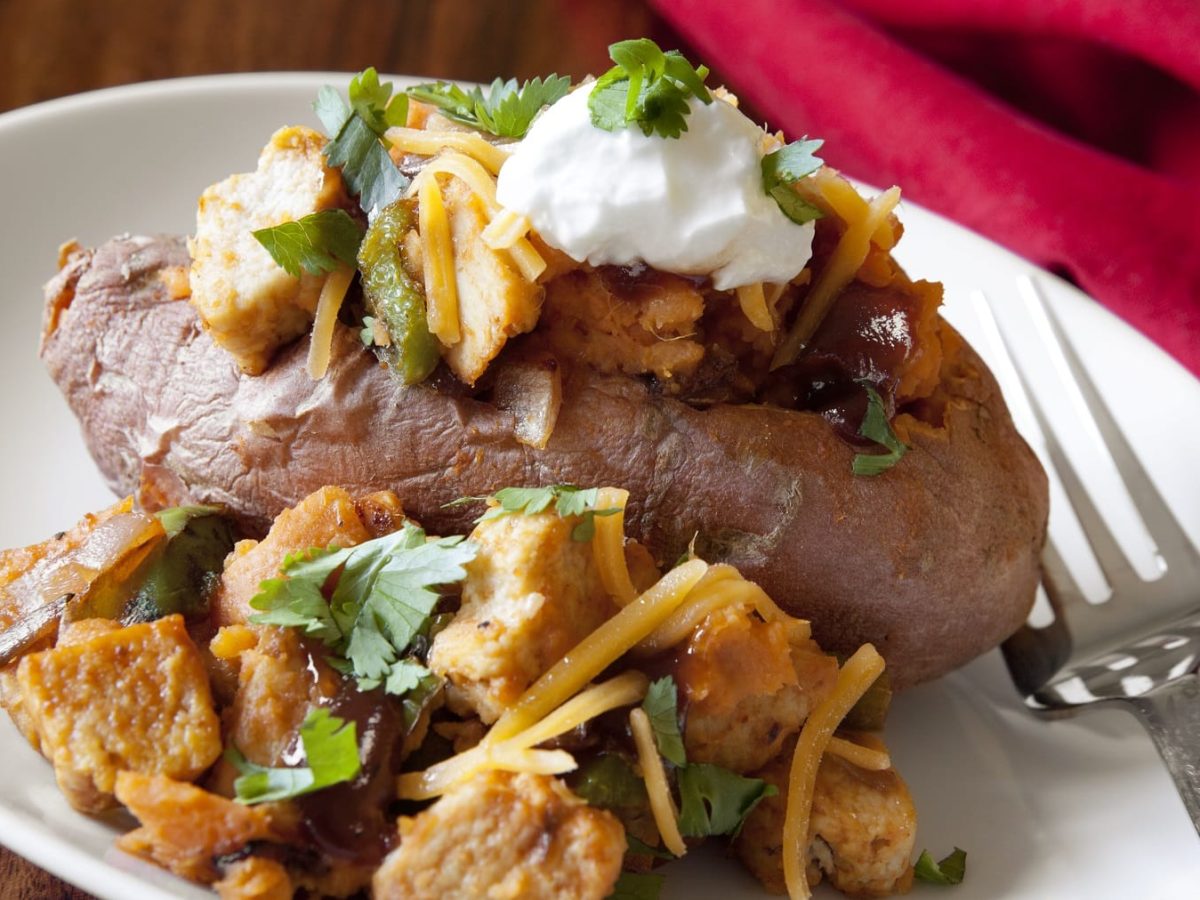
xmin=396 ymin=745 xmax=576 ymax=801
xmin=306 ymin=265 xmax=354 ymax=379
xmin=417 ymin=173 xmax=461 ymax=345
xmin=486 ymin=559 xmax=709 ymax=744
xmin=630 ymin=707 xmax=687 ymax=857
xmin=384 ymin=126 xmax=510 ymax=175
xmin=771 ymin=186 xmax=901 ymax=369
xmin=480 ymin=208 xmax=533 ymax=251
xmin=397 ymin=672 xmax=648 ymax=800
xmin=783 ymin=644 xmax=886 ymax=900
xmin=736 ymin=282 xmax=774 ymax=331
xmin=825 ymin=736 xmax=891 ymax=771
xmin=592 ymin=487 xmax=638 ymax=606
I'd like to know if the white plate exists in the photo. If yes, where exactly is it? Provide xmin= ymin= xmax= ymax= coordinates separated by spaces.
xmin=0 ymin=74 xmax=1198 ymax=900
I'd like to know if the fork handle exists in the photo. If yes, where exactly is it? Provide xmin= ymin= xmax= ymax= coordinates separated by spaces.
xmin=1127 ymin=674 xmax=1200 ymax=839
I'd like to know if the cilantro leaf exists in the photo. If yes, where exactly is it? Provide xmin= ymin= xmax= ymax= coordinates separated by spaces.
xmin=228 ymin=707 xmax=360 ymax=805
xmin=252 ymin=209 xmax=365 ymax=278
xmin=642 ymin=677 xmax=686 ymax=766
xmin=762 ymin=138 xmax=825 ymax=225
xmin=624 ymin=834 xmax=674 ymax=861
xmin=317 ymin=70 xmax=410 ymax=216
xmin=677 ymin=763 xmax=776 ymax=838
xmin=248 ymin=524 xmax=476 ymax=696
xmin=406 ymin=75 xmax=570 ymax=139
xmin=461 ymin=485 xmax=620 ymax=542
xmin=589 ymin=38 xmax=712 ymax=139
xmin=914 ymin=847 xmax=967 ymax=885
xmin=606 ymin=872 xmax=664 ymax=900
xmin=852 ymin=382 xmax=909 ymax=476
xmin=570 ymin=754 xmax=648 ymax=810
xmin=348 ymin=67 xmax=408 ymax=134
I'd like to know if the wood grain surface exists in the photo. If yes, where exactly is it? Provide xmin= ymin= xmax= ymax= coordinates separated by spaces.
xmin=0 ymin=2 xmax=687 ymax=896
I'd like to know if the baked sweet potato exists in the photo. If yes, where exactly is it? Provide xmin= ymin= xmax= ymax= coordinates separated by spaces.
xmin=40 ymin=234 xmax=1047 ymax=689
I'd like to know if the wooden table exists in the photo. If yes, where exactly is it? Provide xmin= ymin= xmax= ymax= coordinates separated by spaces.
xmin=0 ymin=2 xmax=705 ymax=895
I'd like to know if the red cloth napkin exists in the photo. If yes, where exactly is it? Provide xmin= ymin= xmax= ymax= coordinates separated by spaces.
xmin=648 ymin=0 xmax=1200 ymax=379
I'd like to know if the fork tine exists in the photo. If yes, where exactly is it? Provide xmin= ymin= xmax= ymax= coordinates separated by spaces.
xmin=1030 ymin=276 xmax=1197 ymax=571
xmin=990 ymin=286 xmax=1140 ymax=590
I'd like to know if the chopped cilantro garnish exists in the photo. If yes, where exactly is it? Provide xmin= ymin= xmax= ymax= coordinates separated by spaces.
xmin=914 ymin=847 xmax=967 ymax=885
xmin=448 ymin=485 xmax=620 ymax=542
xmin=252 ymin=209 xmax=364 ymax=278
xmin=642 ymin=677 xmax=686 ymax=766
xmin=589 ymin=38 xmax=712 ymax=139
xmin=407 ymin=75 xmax=570 ymax=139
xmin=852 ymin=382 xmax=909 ymax=476
xmin=641 ymin=674 xmax=775 ymax=839
xmin=761 ymin=138 xmax=825 ymax=225
xmin=227 ymin=707 xmax=360 ymax=805
xmin=249 ymin=523 xmax=475 ymax=695
xmin=606 ymin=871 xmax=665 ymax=900
xmin=677 ymin=763 xmax=776 ymax=838
xmin=315 ymin=69 xmax=410 ymax=216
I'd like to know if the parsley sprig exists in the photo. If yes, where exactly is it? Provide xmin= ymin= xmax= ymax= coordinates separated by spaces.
xmin=589 ymin=38 xmax=712 ymax=139
xmin=314 ymin=68 xmax=410 ymax=216
xmin=227 ymin=707 xmax=360 ymax=805
xmin=761 ymin=138 xmax=825 ymax=225
xmin=248 ymin=523 xmax=476 ymax=694
xmin=406 ymin=75 xmax=571 ymax=139
xmin=252 ymin=209 xmax=365 ymax=278
xmin=852 ymin=382 xmax=909 ymax=476
xmin=640 ymin=676 xmax=776 ymax=841
xmin=448 ymin=485 xmax=620 ymax=542
xmin=914 ymin=847 xmax=967 ymax=885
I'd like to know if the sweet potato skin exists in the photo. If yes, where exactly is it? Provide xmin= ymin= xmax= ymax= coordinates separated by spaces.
xmin=41 ymin=235 xmax=1047 ymax=688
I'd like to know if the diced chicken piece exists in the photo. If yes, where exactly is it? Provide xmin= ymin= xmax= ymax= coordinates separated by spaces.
xmin=189 ymin=126 xmax=348 ymax=374
xmin=16 ymin=615 xmax=222 ymax=812
xmin=538 ymin=266 xmax=705 ymax=383
xmin=214 ymin=857 xmax=293 ymax=900
xmin=211 ymin=624 xmax=338 ymax=767
xmin=428 ymin=512 xmax=617 ymax=723
xmin=373 ymin=771 xmax=625 ymax=900
xmin=735 ymin=735 xmax=917 ymax=897
xmin=673 ymin=604 xmax=837 ymax=773
xmin=213 ymin=485 xmax=390 ymax=626
xmin=440 ymin=178 xmax=543 ymax=385
xmin=116 ymin=772 xmax=295 ymax=884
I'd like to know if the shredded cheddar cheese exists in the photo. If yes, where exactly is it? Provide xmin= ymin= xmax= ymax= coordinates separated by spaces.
xmin=481 ymin=207 xmax=534 ymax=251
xmin=592 ymin=487 xmax=638 ymax=606
xmin=486 ymin=559 xmax=709 ymax=744
xmin=825 ymin=736 xmax=891 ymax=772
xmin=772 ymin=186 xmax=902 ymax=368
xmin=385 ymin=126 xmax=510 ymax=175
xmin=736 ymin=281 xmax=774 ymax=331
xmin=782 ymin=644 xmax=886 ymax=900
xmin=417 ymin=173 xmax=461 ymax=345
xmin=630 ymin=706 xmax=687 ymax=857
xmin=305 ymin=265 xmax=354 ymax=379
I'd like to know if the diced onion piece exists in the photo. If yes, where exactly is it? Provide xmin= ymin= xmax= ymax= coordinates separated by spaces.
xmin=825 ymin=736 xmax=891 ymax=771
xmin=397 ymin=672 xmax=647 ymax=800
xmin=783 ymin=644 xmax=886 ymax=900
xmin=736 ymin=282 xmax=774 ymax=331
xmin=630 ymin=706 xmax=687 ymax=857
xmin=417 ymin=173 xmax=461 ymax=345
xmin=396 ymin=745 xmax=576 ymax=801
xmin=772 ymin=186 xmax=902 ymax=369
xmin=306 ymin=265 xmax=354 ymax=379
xmin=486 ymin=559 xmax=709 ymax=744
xmin=481 ymin=208 xmax=532 ymax=251
xmin=385 ymin=126 xmax=511 ymax=176
xmin=592 ymin=487 xmax=638 ymax=606
xmin=492 ymin=354 xmax=563 ymax=449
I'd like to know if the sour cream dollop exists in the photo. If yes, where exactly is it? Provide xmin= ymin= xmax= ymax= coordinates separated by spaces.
xmin=495 ymin=84 xmax=814 ymax=291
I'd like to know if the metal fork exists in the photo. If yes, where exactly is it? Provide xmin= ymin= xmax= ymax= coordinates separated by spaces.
xmin=981 ymin=279 xmax=1200 ymax=838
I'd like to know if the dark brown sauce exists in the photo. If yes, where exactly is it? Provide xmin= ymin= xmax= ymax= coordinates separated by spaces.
xmin=294 ymin=679 xmax=403 ymax=864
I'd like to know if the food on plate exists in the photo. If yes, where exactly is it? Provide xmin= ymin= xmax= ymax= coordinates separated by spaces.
xmin=40 ymin=41 xmax=1047 ymax=693
xmin=1 ymin=483 xmax=930 ymax=899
